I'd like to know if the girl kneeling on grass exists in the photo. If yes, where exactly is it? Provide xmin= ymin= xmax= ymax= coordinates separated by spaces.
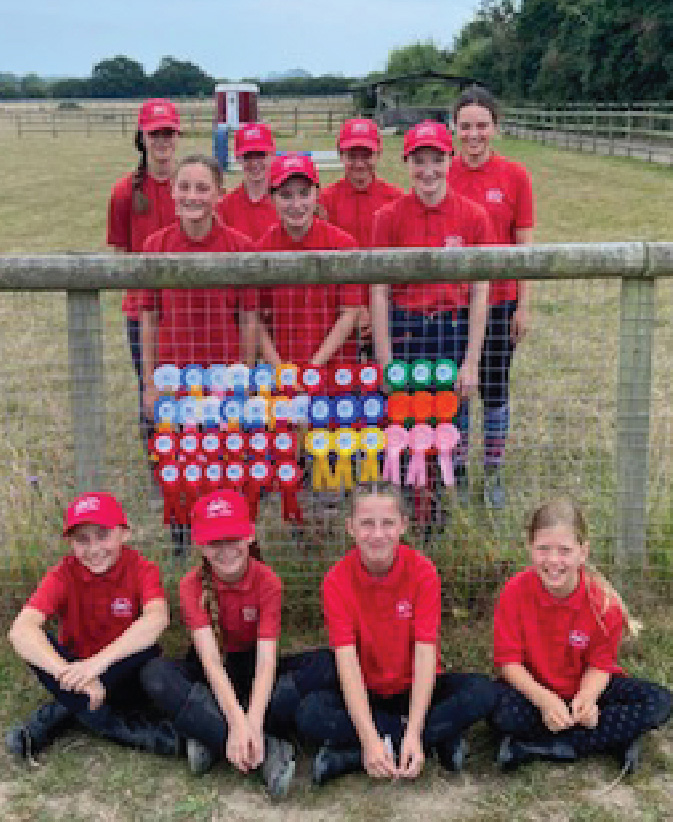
xmin=140 ymin=491 xmax=296 ymax=798
xmin=295 ymin=481 xmax=498 ymax=784
xmin=6 ymin=493 xmax=177 ymax=762
xmin=492 ymin=497 xmax=672 ymax=773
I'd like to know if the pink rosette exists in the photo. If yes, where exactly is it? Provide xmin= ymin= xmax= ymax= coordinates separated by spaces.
xmin=381 ymin=424 xmax=409 ymax=486
xmin=405 ymin=424 xmax=435 ymax=488
xmin=435 ymin=423 xmax=460 ymax=486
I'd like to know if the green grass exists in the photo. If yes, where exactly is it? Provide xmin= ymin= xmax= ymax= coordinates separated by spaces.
xmin=0 ymin=128 xmax=672 ymax=819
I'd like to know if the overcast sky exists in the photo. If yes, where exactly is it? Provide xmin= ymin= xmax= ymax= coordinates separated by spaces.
xmin=2 ymin=0 xmax=480 ymax=78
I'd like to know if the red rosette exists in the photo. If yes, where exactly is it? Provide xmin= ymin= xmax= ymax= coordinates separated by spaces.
xmin=329 ymin=363 xmax=355 ymax=395
xmin=224 ymin=430 xmax=246 ymax=458
xmin=245 ymin=458 xmax=272 ymax=520
xmin=272 ymin=430 xmax=297 ymax=459
xmin=299 ymin=364 xmax=326 ymax=396
xmin=150 ymin=432 xmax=177 ymax=465
xmin=357 ymin=363 xmax=382 ymax=394
xmin=179 ymin=431 xmax=201 ymax=461
xmin=275 ymin=459 xmax=303 ymax=523
xmin=181 ymin=462 xmax=203 ymax=524
xmin=246 ymin=430 xmax=269 ymax=458
xmin=156 ymin=459 xmax=182 ymax=526
xmin=223 ymin=459 xmax=246 ymax=491
xmin=202 ymin=461 xmax=224 ymax=492
xmin=200 ymin=432 xmax=223 ymax=460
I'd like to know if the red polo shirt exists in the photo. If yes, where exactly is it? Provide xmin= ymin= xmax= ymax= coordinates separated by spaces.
xmin=217 ymin=184 xmax=279 ymax=242
xmin=138 ymin=219 xmax=253 ymax=368
xmin=322 ymin=543 xmax=441 ymax=697
xmin=180 ymin=558 xmax=282 ymax=653
xmin=449 ymin=153 xmax=535 ymax=304
xmin=107 ymin=172 xmax=177 ymax=320
xmin=493 ymin=568 xmax=624 ymax=700
xmin=27 ymin=547 xmax=165 ymax=660
xmin=320 ymin=177 xmax=403 ymax=249
xmin=372 ymin=190 xmax=497 ymax=314
xmin=254 ymin=217 xmax=363 ymax=365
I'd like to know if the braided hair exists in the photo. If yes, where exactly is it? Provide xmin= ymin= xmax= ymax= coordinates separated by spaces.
xmin=131 ymin=129 xmax=150 ymax=214
xmin=200 ymin=557 xmax=224 ymax=654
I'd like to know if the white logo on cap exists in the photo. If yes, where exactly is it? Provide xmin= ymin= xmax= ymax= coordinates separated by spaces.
xmin=153 ymin=105 xmax=167 ymax=116
xmin=246 ymin=127 xmax=261 ymax=138
xmin=284 ymin=157 xmax=303 ymax=170
xmin=74 ymin=496 xmax=100 ymax=516
xmin=416 ymin=124 xmax=437 ymax=138
xmin=351 ymin=122 xmax=370 ymax=134
xmin=207 ymin=498 xmax=232 ymax=518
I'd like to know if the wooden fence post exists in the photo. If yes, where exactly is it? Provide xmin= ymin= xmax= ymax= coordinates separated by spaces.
xmin=614 ymin=274 xmax=654 ymax=573
xmin=67 ymin=290 xmax=106 ymax=493
xmin=17 ymin=115 xmax=21 ymax=138
xmin=294 ymin=107 xmax=299 ymax=136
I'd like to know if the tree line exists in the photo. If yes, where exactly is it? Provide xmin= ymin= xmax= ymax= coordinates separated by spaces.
xmin=1 ymin=2 xmax=671 ymax=104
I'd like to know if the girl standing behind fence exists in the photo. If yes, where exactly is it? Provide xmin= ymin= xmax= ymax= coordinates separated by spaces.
xmin=294 ymin=481 xmax=498 ymax=784
xmin=449 ymin=86 xmax=536 ymax=509
xmin=140 ymin=490 xmax=296 ymax=798
xmin=492 ymin=497 xmax=671 ymax=773
xmin=106 ymin=99 xmax=181 ymax=456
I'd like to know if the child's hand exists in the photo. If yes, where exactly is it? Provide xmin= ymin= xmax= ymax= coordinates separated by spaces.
xmin=226 ymin=717 xmax=253 ymax=773
xmin=247 ymin=720 xmax=264 ymax=770
xmin=454 ymin=358 xmax=479 ymax=400
xmin=571 ymin=694 xmax=599 ymax=728
xmin=58 ymin=656 xmax=108 ymax=692
xmin=398 ymin=729 xmax=424 ymax=778
xmin=143 ymin=384 xmax=159 ymax=420
xmin=362 ymin=733 xmax=399 ymax=779
xmin=539 ymin=691 xmax=574 ymax=732
xmin=83 ymin=678 xmax=106 ymax=711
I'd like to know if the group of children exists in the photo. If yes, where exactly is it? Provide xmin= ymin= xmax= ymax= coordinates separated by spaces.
xmin=108 ymin=87 xmax=532 ymax=515
xmin=6 ymin=91 xmax=670 ymax=795
xmin=6 ymin=484 xmax=672 ymax=796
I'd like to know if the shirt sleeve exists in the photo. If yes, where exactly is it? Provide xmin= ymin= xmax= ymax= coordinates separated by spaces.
xmin=137 ymin=232 xmax=162 ymax=312
xmin=322 ymin=565 xmax=356 ymax=648
xmin=256 ymin=566 xmax=282 ymax=640
xmin=412 ymin=555 xmax=441 ymax=644
xmin=135 ymin=555 xmax=166 ymax=605
xmin=587 ymin=604 xmax=624 ymax=674
xmin=179 ymin=570 xmax=211 ymax=632
xmin=371 ymin=202 xmax=395 ymax=248
xmin=26 ymin=564 xmax=68 ymax=619
xmin=493 ymin=578 xmax=524 ymax=668
xmin=107 ymin=178 xmax=132 ymax=251
xmin=472 ymin=205 xmax=498 ymax=246
xmin=514 ymin=165 xmax=536 ymax=231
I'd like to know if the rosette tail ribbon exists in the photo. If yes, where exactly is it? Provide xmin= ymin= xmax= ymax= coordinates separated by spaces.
xmin=381 ymin=425 xmax=408 ymax=486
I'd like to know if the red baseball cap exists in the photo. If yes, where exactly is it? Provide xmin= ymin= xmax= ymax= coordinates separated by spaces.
xmin=234 ymin=123 xmax=276 ymax=158
xmin=337 ymin=118 xmax=380 ymax=152
xmin=403 ymin=120 xmax=452 ymax=158
xmin=190 ymin=490 xmax=255 ymax=544
xmin=268 ymin=153 xmax=319 ymax=190
xmin=63 ymin=492 xmax=128 ymax=536
xmin=137 ymin=98 xmax=181 ymax=133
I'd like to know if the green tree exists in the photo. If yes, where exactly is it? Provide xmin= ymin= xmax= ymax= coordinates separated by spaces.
xmin=150 ymin=57 xmax=213 ymax=97
xmin=90 ymin=56 xmax=147 ymax=98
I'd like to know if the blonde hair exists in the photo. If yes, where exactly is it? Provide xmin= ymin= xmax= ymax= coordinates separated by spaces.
xmin=350 ymin=481 xmax=407 ymax=519
xmin=527 ymin=497 xmax=642 ymax=639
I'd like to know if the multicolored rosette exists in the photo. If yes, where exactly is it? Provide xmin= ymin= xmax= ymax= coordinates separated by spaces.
xmin=182 ymin=365 xmax=205 ymax=396
xmin=221 ymin=396 xmax=244 ymax=430
xmin=276 ymin=363 xmax=299 ymax=396
xmin=206 ymin=364 xmax=229 ymax=397
xmin=270 ymin=395 xmax=293 ymax=431
xmin=153 ymin=364 xmax=181 ymax=395
xmin=251 ymin=363 xmax=275 ymax=396
xmin=304 ymin=429 xmax=332 ymax=490
xmin=177 ymin=396 xmax=203 ymax=427
xmin=153 ymin=396 xmax=178 ymax=427
xmin=243 ymin=396 xmax=267 ymax=431
xmin=359 ymin=427 xmax=386 ymax=482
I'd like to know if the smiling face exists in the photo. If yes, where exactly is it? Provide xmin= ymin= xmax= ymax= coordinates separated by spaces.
xmin=347 ymin=493 xmax=407 ymax=577
xmin=342 ymin=146 xmax=379 ymax=191
xmin=172 ymin=161 xmax=220 ymax=233
xmin=200 ymin=535 xmax=253 ymax=583
xmin=68 ymin=523 xmax=126 ymax=575
xmin=144 ymin=127 xmax=179 ymax=176
xmin=529 ymin=523 xmax=589 ymax=598
xmin=272 ymin=175 xmax=318 ymax=239
xmin=455 ymin=103 xmax=497 ymax=167
xmin=407 ymin=147 xmax=449 ymax=206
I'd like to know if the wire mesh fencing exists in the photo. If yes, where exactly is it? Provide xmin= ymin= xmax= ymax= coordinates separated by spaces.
xmin=0 ymin=245 xmax=670 ymax=628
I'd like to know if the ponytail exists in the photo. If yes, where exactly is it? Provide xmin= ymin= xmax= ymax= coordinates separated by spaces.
xmin=132 ymin=129 xmax=150 ymax=214
xmin=584 ymin=563 xmax=642 ymax=640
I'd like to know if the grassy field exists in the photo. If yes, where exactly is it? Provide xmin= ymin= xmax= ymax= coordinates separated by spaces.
xmin=0 ymin=130 xmax=672 ymax=819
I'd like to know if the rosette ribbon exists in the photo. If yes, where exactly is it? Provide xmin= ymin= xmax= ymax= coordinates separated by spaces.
xmin=405 ymin=424 xmax=435 ymax=488
xmin=381 ymin=424 xmax=408 ymax=485
xmin=435 ymin=423 xmax=461 ymax=486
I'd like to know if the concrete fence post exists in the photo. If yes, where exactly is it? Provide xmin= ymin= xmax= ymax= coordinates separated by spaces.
xmin=67 ymin=290 xmax=106 ymax=493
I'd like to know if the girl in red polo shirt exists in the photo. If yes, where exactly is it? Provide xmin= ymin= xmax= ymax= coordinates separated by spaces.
xmin=253 ymin=154 xmax=363 ymax=369
xmin=6 ymin=492 xmax=177 ymax=761
xmin=371 ymin=121 xmax=495 ymax=520
xmin=107 ymin=99 xmax=181 ymax=446
xmin=294 ymin=481 xmax=497 ymax=784
xmin=138 ymin=153 xmax=256 ymax=419
xmin=493 ymin=497 xmax=671 ymax=772
xmin=449 ymin=86 xmax=536 ymax=509
xmin=320 ymin=118 xmax=403 ymax=359
xmin=140 ymin=490 xmax=295 ymax=798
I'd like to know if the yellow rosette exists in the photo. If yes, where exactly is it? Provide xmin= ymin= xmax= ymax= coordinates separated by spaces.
xmin=359 ymin=427 xmax=386 ymax=482
xmin=305 ymin=429 xmax=332 ymax=491
xmin=332 ymin=428 xmax=358 ymax=491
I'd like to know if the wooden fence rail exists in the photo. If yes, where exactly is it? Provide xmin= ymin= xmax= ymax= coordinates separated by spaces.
xmin=0 ymin=242 xmax=671 ymax=570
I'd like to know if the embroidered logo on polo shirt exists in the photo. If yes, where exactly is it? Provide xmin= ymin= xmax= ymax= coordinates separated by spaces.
xmin=444 ymin=236 xmax=464 ymax=247
xmin=486 ymin=188 xmax=503 ymax=203
xmin=207 ymin=498 xmax=232 ymax=518
xmin=568 ymin=630 xmax=590 ymax=649
xmin=396 ymin=599 xmax=413 ymax=619
xmin=242 ymin=606 xmax=258 ymax=622
xmin=74 ymin=496 xmax=100 ymax=516
xmin=111 ymin=597 xmax=133 ymax=617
